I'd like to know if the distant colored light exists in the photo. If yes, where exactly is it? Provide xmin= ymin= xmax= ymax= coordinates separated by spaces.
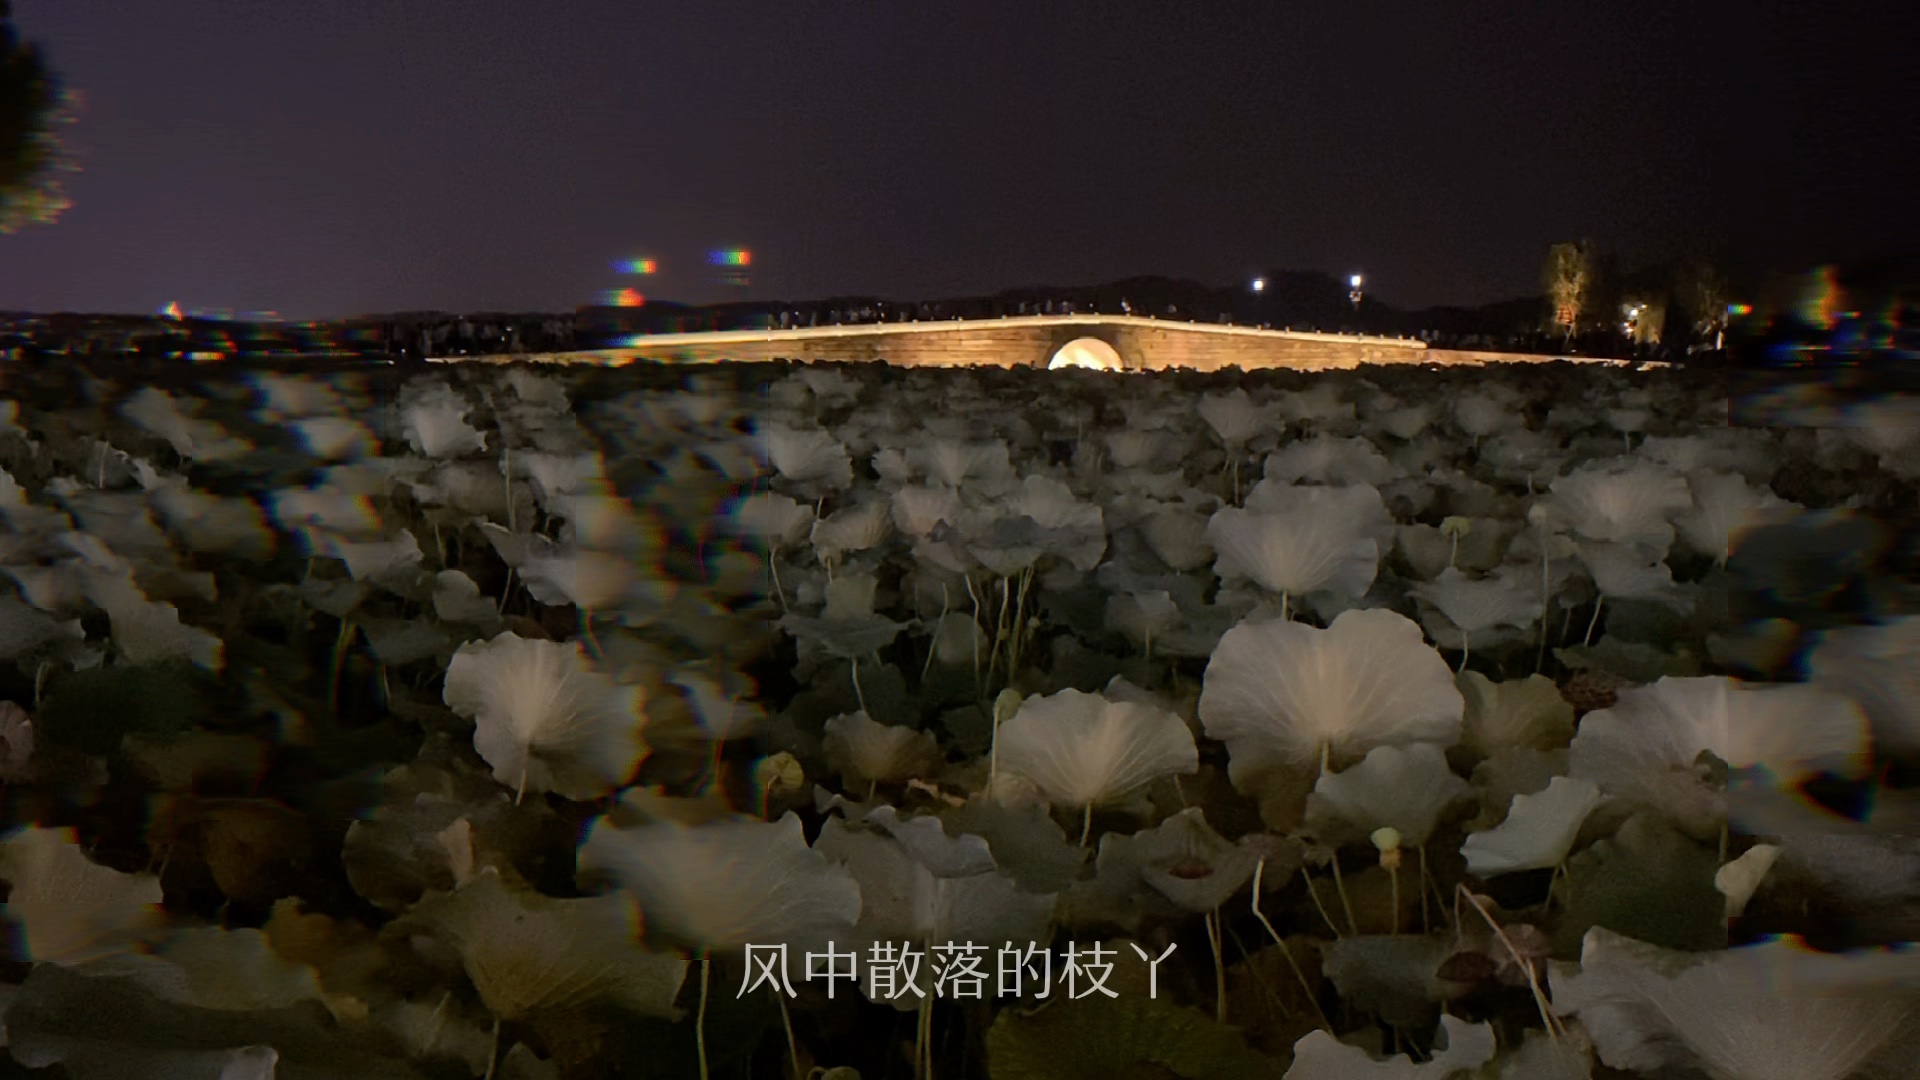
xmin=160 ymin=301 xmax=182 ymax=320
xmin=710 ymin=248 xmax=751 ymax=267
xmin=1729 ymin=303 xmax=1752 ymax=316
xmin=614 ymin=257 xmax=659 ymax=275
xmin=1251 ymin=277 xmax=1266 ymax=293
xmin=603 ymin=288 xmax=645 ymax=307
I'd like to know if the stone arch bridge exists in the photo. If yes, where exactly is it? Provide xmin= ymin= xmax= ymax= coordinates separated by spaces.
xmin=445 ymin=315 xmax=1598 ymax=371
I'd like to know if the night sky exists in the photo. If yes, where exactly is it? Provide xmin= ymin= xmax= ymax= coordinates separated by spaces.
xmin=3 ymin=1 xmax=1914 ymax=319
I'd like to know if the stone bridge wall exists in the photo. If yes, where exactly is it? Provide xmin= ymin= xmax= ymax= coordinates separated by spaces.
xmin=460 ymin=316 xmax=1603 ymax=372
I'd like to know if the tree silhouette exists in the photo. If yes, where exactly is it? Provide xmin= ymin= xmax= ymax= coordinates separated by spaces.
xmin=1 ymin=0 xmax=73 ymax=232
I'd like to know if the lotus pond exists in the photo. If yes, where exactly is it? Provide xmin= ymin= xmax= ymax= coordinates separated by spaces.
xmin=0 ymin=356 xmax=1918 ymax=1079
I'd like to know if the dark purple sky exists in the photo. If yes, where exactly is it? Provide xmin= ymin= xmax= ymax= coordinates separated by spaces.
xmin=3 ymin=0 xmax=1914 ymax=319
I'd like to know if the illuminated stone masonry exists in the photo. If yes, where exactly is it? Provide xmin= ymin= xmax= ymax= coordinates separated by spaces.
xmin=433 ymin=314 xmax=1636 ymax=371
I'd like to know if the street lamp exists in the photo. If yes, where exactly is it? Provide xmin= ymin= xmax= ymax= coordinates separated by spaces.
xmin=1348 ymin=273 xmax=1364 ymax=308
xmin=1251 ymin=277 xmax=1266 ymax=293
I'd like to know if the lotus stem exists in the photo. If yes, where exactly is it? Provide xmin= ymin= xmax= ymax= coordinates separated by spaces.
xmin=1419 ymin=844 xmax=1431 ymax=934
xmin=497 ymin=566 xmax=515 ymax=616
xmin=774 ymin=988 xmax=802 ymax=1079
xmin=1303 ymin=864 xmax=1344 ymax=938
xmin=1583 ymin=596 xmax=1603 ymax=647
xmin=1449 ymin=530 xmax=1459 ymax=568
xmin=696 ymin=948 xmax=712 ymax=1080
xmin=1390 ymin=865 xmax=1401 ymax=935
xmin=1456 ymin=634 xmax=1470 ymax=674
xmin=328 ymin=619 xmax=357 ymax=716
xmin=1457 ymin=886 xmax=1564 ymax=1043
xmin=920 ymin=583 xmax=950 ymax=685
xmin=481 ymin=1014 xmax=502 ymax=1080
xmin=1207 ymin=907 xmax=1227 ymax=1024
xmin=1080 ymin=803 xmax=1094 ymax=847
xmin=1329 ymin=855 xmax=1359 ymax=937
xmin=850 ymin=656 xmax=871 ymax=718
xmin=1252 ymin=859 xmax=1332 ymax=1033
xmin=1281 ymin=591 xmax=1290 ymax=622
xmin=964 ymin=573 xmax=984 ymax=690
xmin=768 ymin=551 xmax=789 ymax=613
xmin=916 ymin=991 xmax=933 ymax=1079
xmin=502 ymin=448 xmax=514 ymax=533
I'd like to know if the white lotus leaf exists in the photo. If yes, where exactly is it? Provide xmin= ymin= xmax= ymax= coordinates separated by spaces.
xmin=1545 ymin=460 xmax=1691 ymax=551
xmin=249 ymin=373 xmax=345 ymax=420
xmin=520 ymin=547 xmax=674 ymax=617
xmin=1104 ymin=808 xmax=1258 ymax=913
xmin=823 ymin=710 xmax=943 ymax=786
xmin=1208 ymin=484 xmax=1388 ymax=601
xmin=1568 ymin=677 xmax=1869 ymax=830
xmin=1105 ymin=590 xmax=1182 ymax=648
xmin=1492 ymin=1029 xmax=1594 ymax=1080
xmin=312 ymin=528 xmax=423 ymax=582
xmin=810 ymin=498 xmax=892 ymax=562
xmin=779 ymin=576 xmax=909 ymax=660
xmin=0 ymin=825 xmax=164 ymax=964
xmin=409 ymin=868 xmax=686 ymax=1021
xmin=666 ymin=665 xmax=764 ymax=742
xmin=1807 ymin=616 xmax=1920 ymax=756
xmin=518 ymin=451 xmax=603 ymax=504
xmin=814 ymin=818 xmax=1053 ymax=1007
xmin=103 ymin=592 xmax=225 ymax=671
xmin=862 ymin=806 xmax=998 ymax=878
xmin=1551 ymin=926 xmax=1920 ymax=1080
xmin=907 ymin=438 xmax=1012 ymax=489
xmin=1006 ymin=474 xmax=1107 ymax=571
xmin=402 ymin=388 xmax=487 ymax=458
xmin=1283 ymin=1015 xmax=1496 ymax=1078
xmin=1262 ymin=434 xmax=1399 ymax=487
xmin=995 ymin=688 xmax=1198 ymax=810
xmin=1139 ymin=506 xmax=1213 ymax=571
xmin=431 ymin=569 xmax=504 ymax=625
xmin=0 ymin=699 xmax=31 ymax=782
xmin=1714 ymin=843 xmax=1780 ymax=918
xmin=727 ymin=491 xmax=815 ymax=547
xmin=1199 ymin=608 xmax=1464 ymax=783
xmin=576 ymin=812 xmax=862 ymax=953
xmin=270 ymin=486 xmax=382 ymax=540
xmin=147 ymin=487 xmax=274 ymax=559
xmin=1458 ymin=672 xmax=1576 ymax=755
xmin=442 ymin=631 xmax=648 ymax=802
xmin=930 ymin=611 xmax=989 ymax=667
xmin=1461 ymin=776 xmax=1605 ymax=875
xmin=1307 ymin=743 xmax=1470 ymax=846
xmin=890 ymin=484 xmax=963 ymax=538
xmin=1411 ymin=566 xmax=1540 ymax=639
xmin=1677 ymin=470 xmax=1798 ymax=563
xmin=1197 ymin=389 xmax=1273 ymax=446
xmin=1376 ymin=403 xmax=1434 ymax=441
xmin=119 ymin=387 xmax=252 ymax=462
xmin=287 ymin=416 xmax=378 ymax=461
xmin=759 ymin=424 xmax=852 ymax=491
xmin=143 ymin=927 xmax=328 ymax=1012
xmin=1453 ymin=390 xmax=1518 ymax=438
xmin=1574 ymin=540 xmax=1680 ymax=603
xmin=1321 ymin=934 xmax=1458 ymax=1029
xmin=546 ymin=492 xmax=656 ymax=554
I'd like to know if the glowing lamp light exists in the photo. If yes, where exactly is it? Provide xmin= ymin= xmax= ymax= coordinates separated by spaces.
xmin=603 ymin=288 xmax=645 ymax=308
xmin=1729 ymin=303 xmax=1753 ymax=316
xmin=1251 ymin=277 xmax=1267 ymax=293
xmin=160 ymin=301 xmax=183 ymax=320
xmin=614 ymin=258 xmax=658 ymax=275
xmin=710 ymin=248 xmax=752 ymax=267
xmin=1349 ymin=274 xmax=1364 ymax=289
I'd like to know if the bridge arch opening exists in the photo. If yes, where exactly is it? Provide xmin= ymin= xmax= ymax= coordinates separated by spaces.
xmin=1047 ymin=337 xmax=1127 ymax=372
